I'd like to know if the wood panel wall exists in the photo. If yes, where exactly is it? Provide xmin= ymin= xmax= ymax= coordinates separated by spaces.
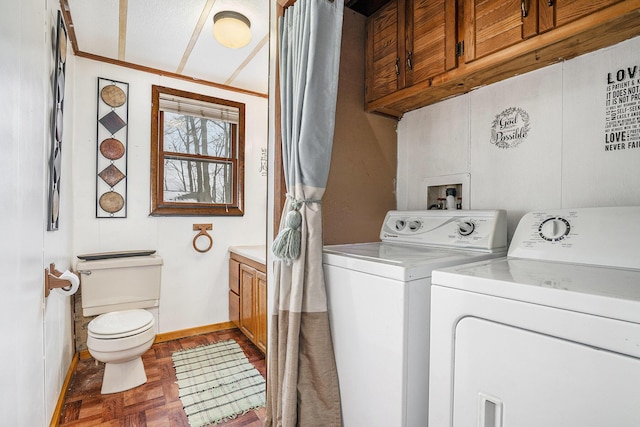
xmin=323 ymin=9 xmax=398 ymax=244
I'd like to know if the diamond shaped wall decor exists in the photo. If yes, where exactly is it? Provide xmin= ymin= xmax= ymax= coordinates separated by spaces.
xmin=98 ymin=164 xmax=125 ymax=187
xmin=99 ymin=110 xmax=127 ymax=135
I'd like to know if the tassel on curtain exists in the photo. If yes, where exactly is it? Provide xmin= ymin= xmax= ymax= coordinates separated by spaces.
xmin=271 ymin=195 xmax=321 ymax=263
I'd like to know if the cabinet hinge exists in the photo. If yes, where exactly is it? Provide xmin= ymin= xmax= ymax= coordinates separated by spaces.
xmin=455 ymin=41 xmax=465 ymax=57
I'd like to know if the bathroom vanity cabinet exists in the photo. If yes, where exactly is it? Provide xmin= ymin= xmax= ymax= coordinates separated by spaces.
xmin=229 ymin=246 xmax=267 ymax=354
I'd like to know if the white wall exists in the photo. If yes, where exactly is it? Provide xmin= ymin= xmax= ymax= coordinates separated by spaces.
xmin=398 ymin=36 xmax=640 ymax=240
xmin=71 ymin=58 xmax=268 ymax=333
xmin=1 ymin=1 xmax=75 ymax=425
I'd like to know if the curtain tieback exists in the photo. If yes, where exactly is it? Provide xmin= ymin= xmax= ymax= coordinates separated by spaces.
xmin=271 ymin=194 xmax=321 ymax=263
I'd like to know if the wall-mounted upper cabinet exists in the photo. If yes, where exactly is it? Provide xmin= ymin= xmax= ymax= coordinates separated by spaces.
xmin=465 ymin=0 xmax=624 ymax=62
xmin=366 ymin=0 xmax=457 ymax=103
xmin=366 ymin=0 xmax=639 ymax=118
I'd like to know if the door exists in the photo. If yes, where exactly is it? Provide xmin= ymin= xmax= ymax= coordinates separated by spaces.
xmin=366 ymin=0 xmax=404 ymax=102
xmin=464 ymin=0 xmax=534 ymax=61
xmin=554 ymin=0 xmax=623 ymax=28
xmin=405 ymin=0 xmax=457 ymax=86
xmin=229 ymin=258 xmax=240 ymax=327
xmin=256 ymin=270 xmax=267 ymax=353
xmin=465 ymin=0 xmax=624 ymax=60
xmin=239 ymin=264 xmax=256 ymax=341
xmin=453 ymin=317 xmax=640 ymax=426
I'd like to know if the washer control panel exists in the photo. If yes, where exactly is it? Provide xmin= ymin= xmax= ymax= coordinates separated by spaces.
xmin=508 ymin=206 xmax=640 ymax=269
xmin=380 ymin=210 xmax=507 ymax=251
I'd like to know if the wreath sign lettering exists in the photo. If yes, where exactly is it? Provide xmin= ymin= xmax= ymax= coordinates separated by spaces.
xmin=490 ymin=107 xmax=531 ymax=149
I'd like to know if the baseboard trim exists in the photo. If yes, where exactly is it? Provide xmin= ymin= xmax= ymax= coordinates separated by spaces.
xmin=49 ymin=352 xmax=79 ymax=427
xmin=155 ymin=321 xmax=237 ymax=343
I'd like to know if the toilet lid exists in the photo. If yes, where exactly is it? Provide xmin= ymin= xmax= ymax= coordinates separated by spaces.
xmin=88 ymin=309 xmax=154 ymax=338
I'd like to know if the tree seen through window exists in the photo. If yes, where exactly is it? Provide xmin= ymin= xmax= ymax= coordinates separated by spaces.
xmin=162 ymin=112 xmax=232 ymax=204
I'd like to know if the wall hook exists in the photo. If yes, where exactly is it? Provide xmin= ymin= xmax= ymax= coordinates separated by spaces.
xmin=44 ymin=263 xmax=79 ymax=297
xmin=193 ymin=224 xmax=213 ymax=253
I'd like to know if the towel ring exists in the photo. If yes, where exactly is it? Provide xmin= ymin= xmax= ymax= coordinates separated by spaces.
xmin=192 ymin=224 xmax=213 ymax=253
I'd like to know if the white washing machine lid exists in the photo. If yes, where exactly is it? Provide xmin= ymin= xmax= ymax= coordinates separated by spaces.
xmin=432 ymin=258 xmax=640 ymax=324
xmin=323 ymin=242 xmax=507 ymax=281
xmin=88 ymin=309 xmax=154 ymax=338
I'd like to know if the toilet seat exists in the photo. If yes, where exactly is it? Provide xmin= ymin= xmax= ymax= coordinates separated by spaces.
xmin=88 ymin=309 xmax=154 ymax=339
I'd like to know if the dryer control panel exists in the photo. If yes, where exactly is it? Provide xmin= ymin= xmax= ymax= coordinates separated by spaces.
xmin=380 ymin=210 xmax=507 ymax=252
xmin=508 ymin=206 xmax=640 ymax=269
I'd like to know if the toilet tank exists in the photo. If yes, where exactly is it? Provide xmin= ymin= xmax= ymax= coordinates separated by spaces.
xmin=77 ymin=255 xmax=163 ymax=316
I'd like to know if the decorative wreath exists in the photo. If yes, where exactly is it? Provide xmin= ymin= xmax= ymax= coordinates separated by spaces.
xmin=490 ymin=107 xmax=531 ymax=149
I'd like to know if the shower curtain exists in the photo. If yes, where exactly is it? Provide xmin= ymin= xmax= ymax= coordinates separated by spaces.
xmin=266 ymin=0 xmax=344 ymax=426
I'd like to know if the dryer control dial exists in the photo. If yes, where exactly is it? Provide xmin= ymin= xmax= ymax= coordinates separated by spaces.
xmin=538 ymin=217 xmax=571 ymax=241
xmin=408 ymin=220 xmax=422 ymax=231
xmin=457 ymin=221 xmax=476 ymax=236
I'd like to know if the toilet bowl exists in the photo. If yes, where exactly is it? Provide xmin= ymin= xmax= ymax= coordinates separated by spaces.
xmin=87 ymin=309 xmax=156 ymax=394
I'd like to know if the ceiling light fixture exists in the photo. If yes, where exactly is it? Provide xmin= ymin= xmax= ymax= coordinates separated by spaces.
xmin=213 ymin=11 xmax=251 ymax=49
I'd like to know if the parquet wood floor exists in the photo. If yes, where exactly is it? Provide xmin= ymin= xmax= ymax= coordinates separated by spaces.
xmin=58 ymin=328 xmax=266 ymax=427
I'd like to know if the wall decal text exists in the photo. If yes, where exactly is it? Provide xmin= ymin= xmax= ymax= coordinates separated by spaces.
xmin=605 ymin=65 xmax=640 ymax=152
xmin=490 ymin=107 xmax=530 ymax=149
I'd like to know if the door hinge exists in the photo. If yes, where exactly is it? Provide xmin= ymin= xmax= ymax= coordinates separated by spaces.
xmin=455 ymin=41 xmax=465 ymax=57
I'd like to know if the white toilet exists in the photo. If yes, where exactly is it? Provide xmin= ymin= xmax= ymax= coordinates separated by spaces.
xmin=77 ymin=254 xmax=163 ymax=394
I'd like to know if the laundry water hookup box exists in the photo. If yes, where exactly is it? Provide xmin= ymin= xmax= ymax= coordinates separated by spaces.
xmin=424 ymin=173 xmax=470 ymax=210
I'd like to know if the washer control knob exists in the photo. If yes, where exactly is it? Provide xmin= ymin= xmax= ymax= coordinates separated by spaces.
xmin=394 ymin=220 xmax=406 ymax=231
xmin=458 ymin=221 xmax=475 ymax=236
xmin=408 ymin=220 xmax=422 ymax=231
xmin=538 ymin=217 xmax=571 ymax=241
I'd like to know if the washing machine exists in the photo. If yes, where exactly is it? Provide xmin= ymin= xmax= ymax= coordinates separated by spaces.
xmin=429 ymin=206 xmax=640 ymax=427
xmin=323 ymin=210 xmax=508 ymax=427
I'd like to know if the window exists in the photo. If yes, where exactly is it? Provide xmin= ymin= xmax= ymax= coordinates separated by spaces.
xmin=150 ymin=85 xmax=245 ymax=216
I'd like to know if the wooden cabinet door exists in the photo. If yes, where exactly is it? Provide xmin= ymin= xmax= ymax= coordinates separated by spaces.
xmin=366 ymin=0 xmax=404 ymax=102
xmin=256 ymin=271 xmax=267 ymax=354
xmin=405 ymin=0 xmax=457 ymax=87
xmin=229 ymin=259 xmax=240 ymax=327
xmin=538 ymin=0 xmax=623 ymax=33
xmin=229 ymin=290 xmax=240 ymax=327
xmin=465 ymin=0 xmax=624 ymax=60
xmin=239 ymin=264 xmax=256 ymax=341
xmin=229 ymin=258 xmax=240 ymax=294
xmin=464 ymin=0 xmax=534 ymax=61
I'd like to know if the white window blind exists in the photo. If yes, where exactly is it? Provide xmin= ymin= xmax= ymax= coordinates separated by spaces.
xmin=159 ymin=94 xmax=239 ymax=124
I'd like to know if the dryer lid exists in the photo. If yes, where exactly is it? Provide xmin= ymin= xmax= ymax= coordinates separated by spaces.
xmin=88 ymin=309 xmax=154 ymax=337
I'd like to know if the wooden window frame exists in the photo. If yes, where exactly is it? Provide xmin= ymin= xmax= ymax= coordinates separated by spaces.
xmin=150 ymin=85 xmax=245 ymax=216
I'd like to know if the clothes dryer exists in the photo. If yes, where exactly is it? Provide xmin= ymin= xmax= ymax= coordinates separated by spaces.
xmin=429 ymin=206 xmax=640 ymax=427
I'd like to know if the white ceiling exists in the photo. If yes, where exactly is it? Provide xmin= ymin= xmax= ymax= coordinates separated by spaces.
xmin=65 ymin=0 xmax=270 ymax=95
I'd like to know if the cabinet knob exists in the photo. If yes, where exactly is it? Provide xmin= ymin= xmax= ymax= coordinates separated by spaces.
xmin=395 ymin=57 xmax=400 ymax=76
xmin=521 ymin=0 xmax=528 ymax=17
xmin=407 ymin=51 xmax=413 ymax=71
